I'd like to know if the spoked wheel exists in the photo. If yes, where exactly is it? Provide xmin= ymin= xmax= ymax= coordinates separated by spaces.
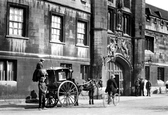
xmin=57 ymin=81 xmax=78 ymax=107
xmin=113 ymin=93 xmax=120 ymax=106
xmin=103 ymin=93 xmax=112 ymax=107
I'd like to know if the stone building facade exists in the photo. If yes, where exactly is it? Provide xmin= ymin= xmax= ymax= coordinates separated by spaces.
xmin=91 ymin=0 xmax=145 ymax=96
xmin=145 ymin=4 xmax=168 ymax=91
xmin=0 ymin=0 xmax=91 ymax=98
xmin=1 ymin=0 xmax=166 ymax=98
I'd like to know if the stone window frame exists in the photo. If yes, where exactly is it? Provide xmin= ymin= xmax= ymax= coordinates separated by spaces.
xmin=6 ymin=2 xmax=29 ymax=39
xmin=0 ymin=59 xmax=17 ymax=81
xmin=145 ymin=66 xmax=150 ymax=80
xmin=108 ymin=7 xmax=116 ymax=33
xmin=80 ymin=65 xmax=90 ymax=81
xmin=122 ymin=13 xmax=131 ymax=36
xmin=157 ymin=67 xmax=164 ymax=81
xmin=50 ymin=12 xmax=65 ymax=43
xmin=145 ymin=36 xmax=154 ymax=52
xmin=76 ymin=19 xmax=89 ymax=46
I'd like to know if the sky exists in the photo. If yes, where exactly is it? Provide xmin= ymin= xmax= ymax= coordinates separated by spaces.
xmin=146 ymin=0 xmax=168 ymax=11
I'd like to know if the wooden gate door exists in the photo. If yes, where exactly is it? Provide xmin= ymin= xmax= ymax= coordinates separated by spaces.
xmin=107 ymin=61 xmax=124 ymax=95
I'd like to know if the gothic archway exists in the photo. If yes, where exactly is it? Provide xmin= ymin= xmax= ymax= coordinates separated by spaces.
xmin=106 ymin=53 xmax=132 ymax=96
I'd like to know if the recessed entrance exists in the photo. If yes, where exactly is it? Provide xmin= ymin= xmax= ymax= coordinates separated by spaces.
xmin=106 ymin=54 xmax=132 ymax=96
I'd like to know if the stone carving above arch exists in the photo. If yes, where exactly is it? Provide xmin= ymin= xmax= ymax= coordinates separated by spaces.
xmin=107 ymin=36 xmax=131 ymax=61
xmin=107 ymin=37 xmax=117 ymax=57
xmin=117 ymin=38 xmax=130 ymax=59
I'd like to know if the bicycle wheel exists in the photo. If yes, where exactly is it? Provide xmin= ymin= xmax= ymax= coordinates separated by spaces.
xmin=113 ymin=93 xmax=120 ymax=106
xmin=103 ymin=93 xmax=112 ymax=107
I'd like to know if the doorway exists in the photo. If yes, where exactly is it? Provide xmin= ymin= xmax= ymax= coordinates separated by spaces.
xmin=107 ymin=61 xmax=124 ymax=95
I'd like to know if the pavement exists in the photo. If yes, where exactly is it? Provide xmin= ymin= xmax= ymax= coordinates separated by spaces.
xmin=0 ymin=94 xmax=167 ymax=111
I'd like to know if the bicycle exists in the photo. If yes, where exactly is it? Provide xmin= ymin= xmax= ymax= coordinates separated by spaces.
xmin=103 ymin=92 xmax=120 ymax=107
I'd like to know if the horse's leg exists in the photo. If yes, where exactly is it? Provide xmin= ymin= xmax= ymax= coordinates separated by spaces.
xmin=74 ymin=95 xmax=78 ymax=106
xmin=89 ymin=91 xmax=91 ymax=105
xmin=91 ymin=90 xmax=94 ymax=105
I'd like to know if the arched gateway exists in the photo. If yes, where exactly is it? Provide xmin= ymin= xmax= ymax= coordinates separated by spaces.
xmin=103 ymin=53 xmax=132 ymax=96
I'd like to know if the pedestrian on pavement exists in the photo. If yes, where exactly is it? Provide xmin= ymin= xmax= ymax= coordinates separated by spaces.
xmin=38 ymin=76 xmax=47 ymax=110
xmin=140 ymin=78 xmax=145 ymax=96
xmin=146 ymin=80 xmax=151 ymax=96
xmin=134 ymin=78 xmax=140 ymax=96
xmin=32 ymin=58 xmax=45 ymax=82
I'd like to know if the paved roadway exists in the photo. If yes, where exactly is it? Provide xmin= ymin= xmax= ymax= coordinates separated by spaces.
xmin=0 ymin=94 xmax=168 ymax=115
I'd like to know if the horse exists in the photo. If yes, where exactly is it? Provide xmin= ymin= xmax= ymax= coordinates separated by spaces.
xmin=76 ymin=79 xmax=99 ymax=105
xmin=32 ymin=69 xmax=48 ymax=82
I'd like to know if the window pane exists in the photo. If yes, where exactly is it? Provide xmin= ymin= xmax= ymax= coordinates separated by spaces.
xmin=123 ymin=14 xmax=130 ymax=35
xmin=18 ymin=29 xmax=22 ymax=36
xmin=145 ymin=36 xmax=154 ymax=52
xmin=80 ymin=65 xmax=90 ymax=80
xmin=77 ymin=22 xmax=86 ymax=45
xmin=7 ymin=61 xmax=15 ymax=81
xmin=9 ymin=22 xmax=13 ymax=27
xmin=9 ymin=7 xmax=23 ymax=36
xmin=0 ymin=62 xmax=5 ymax=81
xmin=51 ymin=15 xmax=62 ymax=42
xmin=14 ymin=29 xmax=17 ymax=35
xmin=9 ymin=28 xmax=13 ymax=35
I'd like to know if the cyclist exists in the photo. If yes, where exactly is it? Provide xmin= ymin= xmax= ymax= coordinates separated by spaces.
xmin=105 ymin=74 xmax=118 ymax=104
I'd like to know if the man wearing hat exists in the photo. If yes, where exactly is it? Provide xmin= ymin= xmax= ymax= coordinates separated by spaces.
xmin=37 ymin=58 xmax=45 ymax=69
xmin=32 ymin=58 xmax=45 ymax=82
xmin=105 ymin=74 xmax=118 ymax=104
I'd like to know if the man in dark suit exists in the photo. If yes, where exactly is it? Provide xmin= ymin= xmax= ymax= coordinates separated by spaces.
xmin=105 ymin=74 xmax=118 ymax=103
xmin=135 ymin=78 xmax=140 ymax=96
xmin=146 ymin=80 xmax=151 ymax=96
xmin=139 ymin=78 xmax=145 ymax=96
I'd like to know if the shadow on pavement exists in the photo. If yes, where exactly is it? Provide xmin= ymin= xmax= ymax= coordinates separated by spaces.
xmin=143 ymin=106 xmax=168 ymax=112
xmin=0 ymin=104 xmax=38 ymax=110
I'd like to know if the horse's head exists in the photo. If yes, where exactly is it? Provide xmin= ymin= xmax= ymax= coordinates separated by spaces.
xmin=40 ymin=69 xmax=48 ymax=76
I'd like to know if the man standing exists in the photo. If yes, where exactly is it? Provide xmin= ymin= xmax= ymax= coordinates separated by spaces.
xmin=135 ymin=78 xmax=140 ymax=96
xmin=140 ymin=78 xmax=145 ymax=96
xmin=146 ymin=80 xmax=152 ymax=96
xmin=38 ymin=76 xmax=47 ymax=110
